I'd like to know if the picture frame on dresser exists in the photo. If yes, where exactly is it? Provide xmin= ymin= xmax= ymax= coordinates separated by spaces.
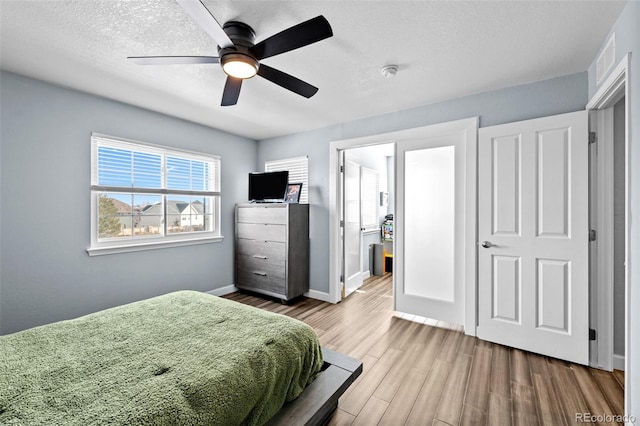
xmin=285 ymin=183 xmax=302 ymax=203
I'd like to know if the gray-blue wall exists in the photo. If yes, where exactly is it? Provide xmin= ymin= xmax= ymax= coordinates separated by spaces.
xmin=0 ymin=71 xmax=257 ymax=335
xmin=587 ymin=0 xmax=640 ymax=412
xmin=257 ymin=72 xmax=588 ymax=295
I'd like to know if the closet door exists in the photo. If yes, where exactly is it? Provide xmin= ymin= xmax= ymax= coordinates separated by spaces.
xmin=477 ymin=110 xmax=589 ymax=364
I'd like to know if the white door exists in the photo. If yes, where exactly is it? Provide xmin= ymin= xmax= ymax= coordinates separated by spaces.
xmin=344 ymin=159 xmax=363 ymax=296
xmin=477 ymin=110 xmax=589 ymax=365
xmin=395 ymin=129 xmax=470 ymax=325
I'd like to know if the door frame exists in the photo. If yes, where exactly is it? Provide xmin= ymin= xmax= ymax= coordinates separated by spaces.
xmin=328 ymin=117 xmax=478 ymax=335
xmin=588 ymin=106 xmax=614 ymax=370
xmin=585 ymin=54 xmax=630 ymax=405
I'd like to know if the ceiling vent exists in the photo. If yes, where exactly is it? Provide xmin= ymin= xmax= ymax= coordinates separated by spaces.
xmin=596 ymin=33 xmax=615 ymax=86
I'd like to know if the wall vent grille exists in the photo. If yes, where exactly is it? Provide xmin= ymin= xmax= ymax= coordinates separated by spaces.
xmin=596 ymin=33 xmax=615 ymax=86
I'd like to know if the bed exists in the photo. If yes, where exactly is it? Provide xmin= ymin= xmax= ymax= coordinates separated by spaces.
xmin=0 ymin=291 xmax=361 ymax=425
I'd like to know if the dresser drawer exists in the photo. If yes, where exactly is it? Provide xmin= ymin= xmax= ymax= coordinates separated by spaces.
xmin=237 ymin=269 xmax=285 ymax=295
xmin=236 ymin=239 xmax=286 ymax=262
xmin=237 ymin=206 xmax=287 ymax=224
xmin=237 ymin=254 xmax=285 ymax=279
xmin=237 ymin=223 xmax=286 ymax=242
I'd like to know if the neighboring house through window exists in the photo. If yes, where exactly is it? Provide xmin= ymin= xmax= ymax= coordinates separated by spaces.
xmin=265 ymin=156 xmax=309 ymax=204
xmin=88 ymin=133 xmax=221 ymax=255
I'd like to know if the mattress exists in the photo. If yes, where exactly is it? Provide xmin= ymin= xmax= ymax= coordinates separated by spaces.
xmin=0 ymin=291 xmax=323 ymax=425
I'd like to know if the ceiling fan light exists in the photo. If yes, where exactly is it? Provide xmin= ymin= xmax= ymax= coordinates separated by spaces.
xmin=221 ymin=53 xmax=259 ymax=79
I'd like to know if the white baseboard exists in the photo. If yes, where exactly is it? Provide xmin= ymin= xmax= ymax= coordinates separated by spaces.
xmin=206 ymin=285 xmax=238 ymax=297
xmin=305 ymin=289 xmax=331 ymax=303
xmin=613 ymin=354 xmax=625 ymax=371
xmin=208 ymin=285 xmax=332 ymax=303
xmin=362 ymin=270 xmax=371 ymax=279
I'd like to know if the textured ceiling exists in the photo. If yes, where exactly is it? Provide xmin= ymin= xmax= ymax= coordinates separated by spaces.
xmin=0 ymin=0 xmax=627 ymax=140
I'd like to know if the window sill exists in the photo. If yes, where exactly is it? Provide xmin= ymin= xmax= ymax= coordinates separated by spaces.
xmin=87 ymin=236 xmax=224 ymax=256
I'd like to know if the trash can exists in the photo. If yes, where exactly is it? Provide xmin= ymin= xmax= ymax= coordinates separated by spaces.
xmin=369 ymin=243 xmax=384 ymax=276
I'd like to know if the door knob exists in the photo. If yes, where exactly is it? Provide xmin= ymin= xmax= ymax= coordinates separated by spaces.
xmin=481 ymin=241 xmax=494 ymax=248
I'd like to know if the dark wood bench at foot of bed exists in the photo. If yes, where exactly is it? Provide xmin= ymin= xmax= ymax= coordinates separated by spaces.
xmin=268 ymin=348 xmax=363 ymax=426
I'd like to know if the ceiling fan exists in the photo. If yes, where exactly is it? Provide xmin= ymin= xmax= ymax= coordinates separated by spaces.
xmin=128 ymin=0 xmax=333 ymax=106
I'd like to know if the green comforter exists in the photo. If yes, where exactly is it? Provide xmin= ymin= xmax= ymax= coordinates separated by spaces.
xmin=0 ymin=291 xmax=323 ymax=425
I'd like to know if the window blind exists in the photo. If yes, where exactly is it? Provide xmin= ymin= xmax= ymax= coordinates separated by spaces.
xmin=91 ymin=134 xmax=220 ymax=195
xmin=265 ymin=156 xmax=309 ymax=204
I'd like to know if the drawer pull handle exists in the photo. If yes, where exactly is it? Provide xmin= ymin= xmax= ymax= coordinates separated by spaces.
xmin=252 ymin=255 xmax=268 ymax=259
xmin=253 ymin=271 xmax=267 ymax=276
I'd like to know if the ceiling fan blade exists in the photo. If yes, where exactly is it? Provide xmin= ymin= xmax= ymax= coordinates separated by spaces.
xmin=250 ymin=15 xmax=333 ymax=60
xmin=128 ymin=56 xmax=220 ymax=65
xmin=176 ymin=0 xmax=234 ymax=49
xmin=257 ymin=64 xmax=318 ymax=98
xmin=221 ymin=77 xmax=242 ymax=106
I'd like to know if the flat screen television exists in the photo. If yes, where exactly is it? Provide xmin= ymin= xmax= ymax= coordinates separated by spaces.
xmin=248 ymin=171 xmax=289 ymax=202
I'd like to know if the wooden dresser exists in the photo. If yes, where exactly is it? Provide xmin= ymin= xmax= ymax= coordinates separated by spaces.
xmin=235 ymin=203 xmax=309 ymax=301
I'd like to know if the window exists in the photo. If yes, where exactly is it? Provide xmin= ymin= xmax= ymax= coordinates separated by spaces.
xmin=361 ymin=167 xmax=380 ymax=231
xmin=88 ymin=133 xmax=221 ymax=255
xmin=265 ymin=156 xmax=309 ymax=204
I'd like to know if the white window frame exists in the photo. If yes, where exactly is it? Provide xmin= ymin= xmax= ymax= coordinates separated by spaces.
xmin=265 ymin=156 xmax=309 ymax=204
xmin=87 ymin=133 xmax=222 ymax=256
xmin=361 ymin=167 xmax=380 ymax=232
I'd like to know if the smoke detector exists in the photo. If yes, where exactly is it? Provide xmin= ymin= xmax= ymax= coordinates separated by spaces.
xmin=380 ymin=64 xmax=398 ymax=78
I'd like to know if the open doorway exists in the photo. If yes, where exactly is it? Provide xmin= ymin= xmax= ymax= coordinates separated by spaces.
xmin=329 ymin=117 xmax=478 ymax=334
xmin=341 ymin=143 xmax=395 ymax=299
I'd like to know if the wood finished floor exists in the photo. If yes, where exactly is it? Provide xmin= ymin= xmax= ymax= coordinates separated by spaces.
xmin=223 ymin=274 xmax=625 ymax=426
